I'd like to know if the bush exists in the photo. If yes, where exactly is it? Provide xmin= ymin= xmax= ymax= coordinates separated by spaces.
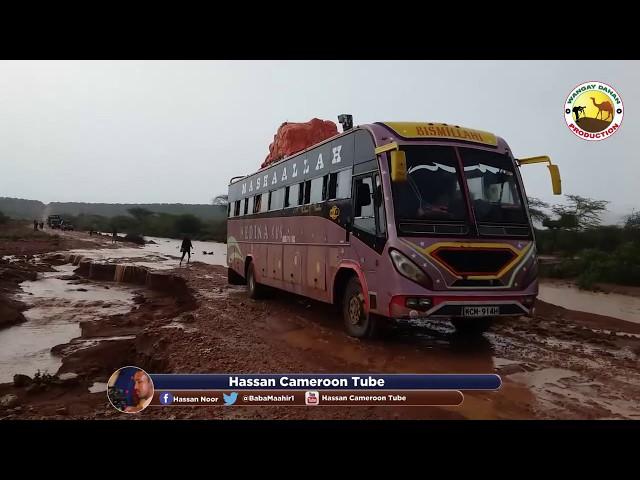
xmin=174 ymin=214 xmax=202 ymax=235
xmin=0 ymin=210 xmax=8 ymax=224
xmin=543 ymin=243 xmax=640 ymax=288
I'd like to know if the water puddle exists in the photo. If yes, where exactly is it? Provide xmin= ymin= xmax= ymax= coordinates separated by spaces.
xmin=88 ymin=382 xmax=108 ymax=394
xmin=509 ymin=367 xmax=640 ymax=418
xmin=160 ymin=321 xmax=198 ymax=333
xmin=0 ymin=265 xmax=135 ymax=383
xmin=539 ymin=282 xmax=640 ymax=324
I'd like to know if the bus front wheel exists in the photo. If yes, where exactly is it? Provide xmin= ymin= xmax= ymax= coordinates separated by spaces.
xmin=246 ymin=263 xmax=265 ymax=299
xmin=342 ymin=277 xmax=385 ymax=338
xmin=450 ymin=317 xmax=494 ymax=336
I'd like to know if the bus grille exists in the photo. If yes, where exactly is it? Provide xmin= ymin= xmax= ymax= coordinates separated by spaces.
xmin=432 ymin=247 xmax=516 ymax=276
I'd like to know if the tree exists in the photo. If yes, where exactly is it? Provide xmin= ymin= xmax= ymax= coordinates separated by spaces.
xmin=527 ymin=197 xmax=550 ymax=224
xmin=551 ymin=194 xmax=609 ymax=231
xmin=212 ymin=194 xmax=228 ymax=206
xmin=624 ymin=210 xmax=640 ymax=229
xmin=174 ymin=214 xmax=202 ymax=235
xmin=0 ymin=210 xmax=8 ymax=224
xmin=127 ymin=207 xmax=154 ymax=222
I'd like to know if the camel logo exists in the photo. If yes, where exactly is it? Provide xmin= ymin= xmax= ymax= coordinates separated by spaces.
xmin=564 ymin=81 xmax=623 ymax=141
xmin=329 ymin=205 xmax=340 ymax=221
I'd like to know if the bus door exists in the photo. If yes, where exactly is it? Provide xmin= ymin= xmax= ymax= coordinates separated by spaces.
xmin=351 ymin=172 xmax=387 ymax=310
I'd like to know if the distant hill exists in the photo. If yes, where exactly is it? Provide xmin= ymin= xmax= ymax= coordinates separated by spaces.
xmin=0 ymin=198 xmax=45 ymax=220
xmin=0 ymin=197 xmax=226 ymax=222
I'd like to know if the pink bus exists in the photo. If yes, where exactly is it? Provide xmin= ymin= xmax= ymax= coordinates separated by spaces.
xmin=227 ymin=119 xmax=561 ymax=338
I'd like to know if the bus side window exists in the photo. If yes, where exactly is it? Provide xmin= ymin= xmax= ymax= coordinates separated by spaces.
xmin=270 ymin=188 xmax=285 ymax=210
xmin=304 ymin=180 xmax=312 ymax=204
xmin=234 ymin=200 xmax=240 ymax=217
xmin=243 ymin=198 xmax=249 ymax=215
xmin=286 ymin=183 xmax=300 ymax=208
xmin=309 ymin=177 xmax=324 ymax=204
xmin=260 ymin=193 xmax=269 ymax=212
xmin=328 ymin=169 xmax=352 ymax=200
xmin=253 ymin=194 xmax=261 ymax=214
xmin=322 ymin=175 xmax=329 ymax=201
xmin=353 ymin=176 xmax=375 ymax=234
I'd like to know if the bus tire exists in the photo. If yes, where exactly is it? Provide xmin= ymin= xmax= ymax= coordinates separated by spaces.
xmin=246 ymin=263 xmax=265 ymax=299
xmin=228 ymin=267 xmax=246 ymax=285
xmin=342 ymin=277 xmax=384 ymax=338
xmin=451 ymin=317 xmax=494 ymax=336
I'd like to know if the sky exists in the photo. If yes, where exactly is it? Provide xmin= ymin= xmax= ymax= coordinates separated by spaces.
xmin=0 ymin=60 xmax=638 ymax=222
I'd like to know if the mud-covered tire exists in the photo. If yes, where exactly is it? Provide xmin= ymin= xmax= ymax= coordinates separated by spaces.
xmin=246 ymin=263 xmax=266 ymax=299
xmin=342 ymin=277 xmax=387 ymax=338
xmin=451 ymin=317 xmax=494 ymax=336
xmin=228 ymin=267 xmax=246 ymax=285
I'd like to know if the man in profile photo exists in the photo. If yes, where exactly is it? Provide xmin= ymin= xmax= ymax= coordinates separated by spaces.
xmin=125 ymin=369 xmax=154 ymax=413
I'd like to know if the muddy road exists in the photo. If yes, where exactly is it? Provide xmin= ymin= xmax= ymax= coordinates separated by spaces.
xmin=1 ymin=228 xmax=639 ymax=420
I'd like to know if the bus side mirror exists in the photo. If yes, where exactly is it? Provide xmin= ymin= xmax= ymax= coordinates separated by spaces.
xmin=390 ymin=150 xmax=407 ymax=182
xmin=357 ymin=183 xmax=372 ymax=207
xmin=517 ymin=155 xmax=562 ymax=195
xmin=548 ymin=164 xmax=562 ymax=195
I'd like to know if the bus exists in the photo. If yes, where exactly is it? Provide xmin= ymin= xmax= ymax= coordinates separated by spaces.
xmin=226 ymin=119 xmax=561 ymax=338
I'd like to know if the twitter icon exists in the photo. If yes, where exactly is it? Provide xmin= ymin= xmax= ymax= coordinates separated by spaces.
xmin=223 ymin=392 xmax=238 ymax=406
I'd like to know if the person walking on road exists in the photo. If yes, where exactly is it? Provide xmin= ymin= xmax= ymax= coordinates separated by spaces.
xmin=112 ymin=227 xmax=118 ymax=244
xmin=180 ymin=236 xmax=193 ymax=265
xmin=33 ymin=219 xmax=38 ymax=231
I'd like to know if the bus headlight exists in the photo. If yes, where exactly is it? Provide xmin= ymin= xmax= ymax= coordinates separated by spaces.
xmin=389 ymin=249 xmax=431 ymax=288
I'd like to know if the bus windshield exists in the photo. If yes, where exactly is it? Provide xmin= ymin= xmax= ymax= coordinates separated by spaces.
xmin=459 ymin=147 xmax=527 ymax=224
xmin=390 ymin=145 xmax=468 ymax=224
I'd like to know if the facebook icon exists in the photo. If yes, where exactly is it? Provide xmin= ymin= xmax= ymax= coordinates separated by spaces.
xmin=159 ymin=392 xmax=174 ymax=405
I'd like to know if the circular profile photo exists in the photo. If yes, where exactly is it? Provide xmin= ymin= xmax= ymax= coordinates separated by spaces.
xmin=107 ymin=366 xmax=154 ymax=413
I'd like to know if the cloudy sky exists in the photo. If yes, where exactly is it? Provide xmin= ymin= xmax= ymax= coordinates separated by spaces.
xmin=1 ymin=60 xmax=637 ymax=221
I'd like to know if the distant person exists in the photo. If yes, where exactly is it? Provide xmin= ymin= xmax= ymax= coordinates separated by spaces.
xmin=33 ymin=219 xmax=38 ymax=231
xmin=112 ymin=227 xmax=118 ymax=244
xmin=39 ymin=222 xmax=43 ymax=230
xmin=180 ymin=236 xmax=193 ymax=265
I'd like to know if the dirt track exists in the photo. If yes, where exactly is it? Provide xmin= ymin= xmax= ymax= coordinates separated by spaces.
xmin=1 ymin=229 xmax=639 ymax=420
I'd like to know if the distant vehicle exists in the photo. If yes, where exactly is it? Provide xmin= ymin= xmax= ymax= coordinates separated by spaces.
xmin=47 ymin=215 xmax=63 ymax=229
xmin=62 ymin=223 xmax=75 ymax=231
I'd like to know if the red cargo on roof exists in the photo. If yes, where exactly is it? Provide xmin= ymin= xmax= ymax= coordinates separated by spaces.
xmin=261 ymin=118 xmax=338 ymax=169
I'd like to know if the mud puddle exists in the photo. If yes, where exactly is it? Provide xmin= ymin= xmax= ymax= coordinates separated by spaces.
xmin=0 ymin=264 xmax=135 ymax=383
xmin=539 ymin=281 xmax=640 ymax=324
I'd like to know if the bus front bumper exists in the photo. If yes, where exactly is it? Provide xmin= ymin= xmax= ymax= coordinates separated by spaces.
xmin=389 ymin=294 xmax=536 ymax=319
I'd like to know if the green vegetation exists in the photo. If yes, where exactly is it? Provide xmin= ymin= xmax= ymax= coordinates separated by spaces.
xmin=0 ymin=210 xmax=8 ymax=224
xmin=0 ymin=197 xmax=228 ymax=242
xmin=0 ymin=197 xmax=225 ymax=222
xmin=65 ymin=209 xmax=227 ymax=242
xmin=531 ymin=195 xmax=640 ymax=288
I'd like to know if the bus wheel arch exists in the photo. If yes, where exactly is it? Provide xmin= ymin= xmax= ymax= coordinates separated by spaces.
xmin=333 ymin=265 xmax=369 ymax=313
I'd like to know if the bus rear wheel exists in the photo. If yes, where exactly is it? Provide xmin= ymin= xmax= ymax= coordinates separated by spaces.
xmin=450 ymin=317 xmax=494 ymax=336
xmin=342 ymin=277 xmax=385 ymax=338
xmin=246 ymin=263 xmax=266 ymax=299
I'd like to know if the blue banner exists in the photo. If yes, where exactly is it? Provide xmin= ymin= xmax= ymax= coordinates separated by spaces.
xmin=150 ymin=374 xmax=501 ymax=391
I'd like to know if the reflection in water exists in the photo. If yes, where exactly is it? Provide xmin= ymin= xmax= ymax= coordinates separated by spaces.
xmin=539 ymin=282 xmax=640 ymax=324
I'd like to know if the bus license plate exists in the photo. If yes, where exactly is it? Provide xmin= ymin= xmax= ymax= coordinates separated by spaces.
xmin=462 ymin=306 xmax=499 ymax=317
